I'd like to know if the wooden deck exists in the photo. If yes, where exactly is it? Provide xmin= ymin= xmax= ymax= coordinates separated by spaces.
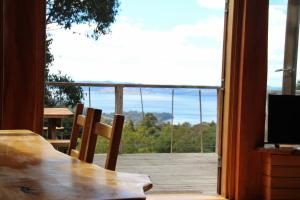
xmin=146 ymin=194 xmax=224 ymax=200
xmin=94 ymin=153 xmax=218 ymax=195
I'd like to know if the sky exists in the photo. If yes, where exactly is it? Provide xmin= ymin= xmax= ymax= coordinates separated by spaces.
xmin=48 ymin=0 xmax=296 ymax=87
xmin=268 ymin=0 xmax=288 ymax=87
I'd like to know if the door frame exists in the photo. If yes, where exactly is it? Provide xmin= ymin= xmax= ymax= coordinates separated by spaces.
xmin=220 ymin=0 xmax=269 ymax=199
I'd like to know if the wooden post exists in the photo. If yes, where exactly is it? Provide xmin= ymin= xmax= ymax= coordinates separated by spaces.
xmin=216 ymin=89 xmax=224 ymax=153
xmin=221 ymin=0 xmax=268 ymax=199
xmin=282 ymin=0 xmax=300 ymax=95
xmin=115 ymin=86 xmax=123 ymax=114
xmin=115 ymin=86 xmax=123 ymax=153
xmin=216 ymin=88 xmax=224 ymax=194
xmin=0 ymin=0 xmax=3 ymax=128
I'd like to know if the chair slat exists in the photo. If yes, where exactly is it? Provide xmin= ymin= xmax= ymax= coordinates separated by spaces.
xmin=48 ymin=139 xmax=70 ymax=147
xmin=78 ymin=108 xmax=102 ymax=161
xmin=76 ymin=115 xmax=86 ymax=127
xmin=67 ymin=103 xmax=84 ymax=155
xmin=70 ymin=149 xmax=79 ymax=158
xmin=83 ymin=109 xmax=102 ymax=163
xmin=105 ymin=114 xmax=124 ymax=171
xmin=94 ymin=123 xmax=112 ymax=139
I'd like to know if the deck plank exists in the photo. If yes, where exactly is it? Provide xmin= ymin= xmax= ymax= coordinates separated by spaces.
xmin=94 ymin=153 xmax=217 ymax=194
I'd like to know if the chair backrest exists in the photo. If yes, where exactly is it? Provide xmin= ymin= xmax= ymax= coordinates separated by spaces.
xmin=67 ymin=103 xmax=84 ymax=155
xmin=85 ymin=113 xmax=125 ymax=171
xmin=68 ymin=106 xmax=124 ymax=171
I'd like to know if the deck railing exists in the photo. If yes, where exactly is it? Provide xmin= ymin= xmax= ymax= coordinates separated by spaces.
xmin=46 ymin=82 xmax=224 ymax=153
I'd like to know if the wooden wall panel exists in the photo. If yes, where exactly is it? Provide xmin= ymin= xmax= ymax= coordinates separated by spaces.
xmin=0 ymin=0 xmax=3 ymax=127
xmin=235 ymin=1 xmax=268 ymax=199
xmin=1 ymin=0 xmax=45 ymax=132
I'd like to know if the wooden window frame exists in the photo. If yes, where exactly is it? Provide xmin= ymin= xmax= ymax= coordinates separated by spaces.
xmin=1 ymin=1 xmax=271 ymax=199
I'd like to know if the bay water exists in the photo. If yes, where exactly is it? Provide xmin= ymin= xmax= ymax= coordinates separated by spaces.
xmin=82 ymin=87 xmax=217 ymax=124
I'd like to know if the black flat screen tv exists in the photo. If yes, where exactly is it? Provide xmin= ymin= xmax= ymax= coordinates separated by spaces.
xmin=268 ymin=94 xmax=300 ymax=144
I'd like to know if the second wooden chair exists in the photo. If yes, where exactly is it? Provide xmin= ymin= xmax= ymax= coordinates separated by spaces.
xmin=47 ymin=103 xmax=84 ymax=148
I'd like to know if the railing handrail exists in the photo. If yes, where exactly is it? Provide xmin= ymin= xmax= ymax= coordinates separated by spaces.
xmin=46 ymin=82 xmax=222 ymax=90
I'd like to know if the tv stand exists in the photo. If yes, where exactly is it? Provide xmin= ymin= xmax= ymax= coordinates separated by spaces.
xmin=258 ymin=147 xmax=300 ymax=200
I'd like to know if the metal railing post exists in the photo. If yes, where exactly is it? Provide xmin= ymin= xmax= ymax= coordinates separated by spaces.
xmin=88 ymin=86 xmax=91 ymax=107
xmin=139 ymin=88 xmax=145 ymax=120
xmin=199 ymin=90 xmax=203 ymax=153
xmin=171 ymin=89 xmax=174 ymax=153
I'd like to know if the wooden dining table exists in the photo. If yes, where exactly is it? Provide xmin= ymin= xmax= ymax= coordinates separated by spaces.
xmin=44 ymin=107 xmax=74 ymax=139
xmin=0 ymin=130 xmax=152 ymax=200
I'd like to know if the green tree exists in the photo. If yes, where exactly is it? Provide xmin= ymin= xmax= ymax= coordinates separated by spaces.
xmin=45 ymin=0 xmax=120 ymax=107
xmin=127 ymin=119 xmax=136 ymax=132
xmin=173 ymin=122 xmax=196 ymax=152
xmin=202 ymin=122 xmax=216 ymax=152
xmin=140 ymin=113 xmax=161 ymax=136
xmin=45 ymin=72 xmax=84 ymax=107
xmin=155 ymin=123 xmax=172 ymax=152
xmin=141 ymin=113 xmax=158 ymax=128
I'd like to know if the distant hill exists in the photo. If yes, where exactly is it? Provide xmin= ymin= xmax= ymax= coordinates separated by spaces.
xmin=103 ymin=111 xmax=172 ymax=124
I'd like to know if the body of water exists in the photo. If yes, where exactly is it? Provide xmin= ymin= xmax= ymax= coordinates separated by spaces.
xmin=83 ymin=88 xmax=217 ymax=124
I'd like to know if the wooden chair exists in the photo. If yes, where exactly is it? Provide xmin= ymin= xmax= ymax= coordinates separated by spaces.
xmin=67 ymin=108 xmax=152 ymax=192
xmin=47 ymin=103 xmax=84 ymax=149
xmin=85 ymin=112 xmax=125 ymax=171
xmin=69 ymin=108 xmax=125 ymax=171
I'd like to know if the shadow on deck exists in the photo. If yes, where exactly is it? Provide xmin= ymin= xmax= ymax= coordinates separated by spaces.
xmin=94 ymin=153 xmax=218 ymax=195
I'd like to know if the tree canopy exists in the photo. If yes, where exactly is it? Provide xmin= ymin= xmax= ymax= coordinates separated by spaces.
xmin=46 ymin=0 xmax=120 ymax=39
xmin=45 ymin=0 xmax=120 ymax=107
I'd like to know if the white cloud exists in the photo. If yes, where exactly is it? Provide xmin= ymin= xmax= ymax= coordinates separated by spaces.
xmin=172 ymin=16 xmax=224 ymax=42
xmin=49 ymin=16 xmax=224 ymax=86
xmin=197 ymin=0 xmax=225 ymax=10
